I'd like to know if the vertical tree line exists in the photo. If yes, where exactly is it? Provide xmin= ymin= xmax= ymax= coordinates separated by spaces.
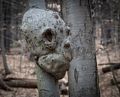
xmin=62 ymin=0 xmax=100 ymax=97
xmin=0 ymin=0 xmax=11 ymax=75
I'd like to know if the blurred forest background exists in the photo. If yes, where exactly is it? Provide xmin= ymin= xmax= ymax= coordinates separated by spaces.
xmin=0 ymin=0 xmax=120 ymax=97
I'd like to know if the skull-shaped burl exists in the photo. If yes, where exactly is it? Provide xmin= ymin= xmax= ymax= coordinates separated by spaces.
xmin=21 ymin=8 xmax=72 ymax=97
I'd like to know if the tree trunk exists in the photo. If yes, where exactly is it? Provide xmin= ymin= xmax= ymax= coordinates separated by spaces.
xmin=29 ymin=0 xmax=46 ymax=9
xmin=1 ymin=31 xmax=11 ymax=75
xmin=62 ymin=0 xmax=100 ymax=97
xmin=26 ymin=0 xmax=60 ymax=97
xmin=0 ymin=0 xmax=11 ymax=75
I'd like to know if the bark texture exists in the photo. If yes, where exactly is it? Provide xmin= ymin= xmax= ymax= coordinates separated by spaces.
xmin=22 ymin=0 xmax=60 ymax=96
xmin=21 ymin=6 xmax=72 ymax=97
xmin=29 ymin=0 xmax=46 ymax=9
xmin=62 ymin=0 xmax=100 ymax=97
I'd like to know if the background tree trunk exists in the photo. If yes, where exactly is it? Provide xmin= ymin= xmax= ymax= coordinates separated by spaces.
xmin=1 ymin=29 xmax=11 ymax=75
xmin=29 ymin=0 xmax=46 ymax=9
xmin=62 ymin=0 xmax=100 ymax=97
xmin=0 ymin=0 xmax=11 ymax=75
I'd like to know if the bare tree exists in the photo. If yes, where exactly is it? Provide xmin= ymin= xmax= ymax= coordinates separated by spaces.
xmin=0 ymin=0 xmax=11 ymax=75
xmin=62 ymin=0 xmax=100 ymax=97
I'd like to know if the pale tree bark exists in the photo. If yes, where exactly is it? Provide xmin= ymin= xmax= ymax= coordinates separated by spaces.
xmin=62 ymin=0 xmax=100 ymax=97
xmin=29 ymin=0 xmax=46 ymax=9
xmin=27 ymin=0 xmax=60 ymax=97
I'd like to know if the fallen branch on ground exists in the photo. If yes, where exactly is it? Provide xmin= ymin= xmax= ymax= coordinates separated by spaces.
xmin=2 ymin=77 xmax=68 ymax=95
xmin=0 ymin=78 xmax=12 ymax=91
xmin=102 ymin=63 xmax=120 ymax=73
xmin=4 ymin=78 xmax=37 ymax=88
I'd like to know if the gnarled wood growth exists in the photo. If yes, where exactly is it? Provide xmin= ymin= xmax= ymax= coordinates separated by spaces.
xmin=21 ymin=7 xmax=72 ymax=97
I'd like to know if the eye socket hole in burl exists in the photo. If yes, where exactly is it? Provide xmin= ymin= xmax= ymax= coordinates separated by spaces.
xmin=43 ymin=29 xmax=53 ymax=42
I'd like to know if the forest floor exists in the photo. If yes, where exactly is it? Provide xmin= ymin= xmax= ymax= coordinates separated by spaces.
xmin=96 ymin=43 xmax=120 ymax=97
xmin=0 ymin=43 xmax=120 ymax=97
